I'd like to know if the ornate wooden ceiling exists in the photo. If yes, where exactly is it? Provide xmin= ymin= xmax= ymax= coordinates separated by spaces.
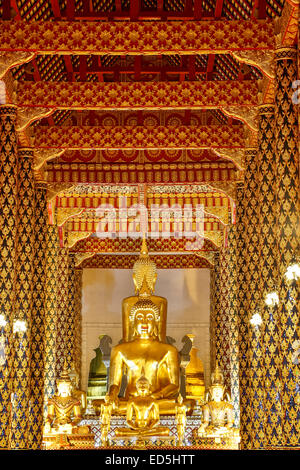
xmin=1 ymin=0 xmax=297 ymax=268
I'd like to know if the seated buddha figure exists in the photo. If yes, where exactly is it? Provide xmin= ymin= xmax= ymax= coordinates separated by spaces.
xmin=44 ymin=361 xmax=89 ymax=436
xmin=68 ymin=363 xmax=87 ymax=414
xmin=198 ymin=364 xmax=236 ymax=438
xmin=107 ymin=297 xmax=180 ymax=414
xmin=115 ymin=370 xmax=170 ymax=438
xmin=122 ymin=236 xmax=167 ymax=342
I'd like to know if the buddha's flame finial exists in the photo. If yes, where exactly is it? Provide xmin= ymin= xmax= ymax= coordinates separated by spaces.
xmin=57 ymin=358 xmax=71 ymax=383
xmin=132 ymin=236 xmax=157 ymax=295
xmin=140 ymin=234 xmax=148 ymax=257
xmin=211 ymin=361 xmax=224 ymax=386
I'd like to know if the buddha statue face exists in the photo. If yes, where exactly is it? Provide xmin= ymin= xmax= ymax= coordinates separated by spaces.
xmin=133 ymin=310 xmax=157 ymax=339
xmin=130 ymin=298 xmax=160 ymax=339
xmin=210 ymin=385 xmax=224 ymax=402
xmin=136 ymin=376 xmax=151 ymax=397
xmin=57 ymin=380 xmax=72 ymax=398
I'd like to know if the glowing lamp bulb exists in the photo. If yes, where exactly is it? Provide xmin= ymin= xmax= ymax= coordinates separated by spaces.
xmin=13 ymin=320 xmax=27 ymax=334
xmin=285 ymin=263 xmax=300 ymax=281
xmin=0 ymin=314 xmax=7 ymax=328
xmin=250 ymin=313 xmax=262 ymax=327
xmin=265 ymin=291 xmax=279 ymax=306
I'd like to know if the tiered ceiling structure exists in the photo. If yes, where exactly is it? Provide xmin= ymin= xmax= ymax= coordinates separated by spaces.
xmin=1 ymin=0 xmax=291 ymax=269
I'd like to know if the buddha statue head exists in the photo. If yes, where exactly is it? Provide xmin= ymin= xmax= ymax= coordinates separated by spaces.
xmin=130 ymin=298 xmax=160 ymax=339
xmin=56 ymin=360 xmax=73 ymax=397
xmin=133 ymin=237 xmax=157 ymax=295
xmin=136 ymin=369 xmax=151 ymax=397
xmin=209 ymin=362 xmax=225 ymax=402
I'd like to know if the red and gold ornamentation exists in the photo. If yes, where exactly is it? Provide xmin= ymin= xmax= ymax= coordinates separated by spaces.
xmin=35 ymin=125 xmax=244 ymax=150
xmin=70 ymin=236 xmax=218 ymax=254
xmin=0 ymin=20 xmax=274 ymax=55
xmin=17 ymin=81 xmax=258 ymax=110
xmin=79 ymin=253 xmax=213 ymax=269
xmin=46 ymin=162 xmax=238 ymax=187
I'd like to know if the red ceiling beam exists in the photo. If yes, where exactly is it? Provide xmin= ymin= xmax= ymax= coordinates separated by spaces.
xmin=66 ymin=0 xmax=75 ymax=19
xmin=215 ymin=0 xmax=224 ymax=18
xmin=130 ymin=0 xmax=140 ymax=19
xmin=49 ymin=0 xmax=61 ymax=18
xmin=194 ymin=0 xmax=202 ymax=19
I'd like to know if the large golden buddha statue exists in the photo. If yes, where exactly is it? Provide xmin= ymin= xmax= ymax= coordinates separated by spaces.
xmin=107 ymin=296 xmax=180 ymax=414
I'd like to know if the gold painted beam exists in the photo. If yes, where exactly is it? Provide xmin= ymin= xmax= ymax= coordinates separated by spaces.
xmin=17 ymin=81 xmax=258 ymax=109
xmin=0 ymin=20 xmax=274 ymax=55
xmin=69 ymin=236 xmax=219 ymax=253
xmin=35 ymin=125 xmax=244 ymax=150
xmin=77 ymin=253 xmax=214 ymax=269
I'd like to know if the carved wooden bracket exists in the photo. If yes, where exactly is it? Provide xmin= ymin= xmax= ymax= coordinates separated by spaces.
xmin=34 ymin=148 xmax=65 ymax=171
xmin=231 ymin=50 xmax=275 ymax=80
xmin=56 ymin=207 xmax=85 ymax=227
xmin=221 ymin=106 xmax=259 ymax=132
xmin=0 ymin=51 xmax=35 ymax=79
xmin=17 ymin=107 xmax=53 ymax=131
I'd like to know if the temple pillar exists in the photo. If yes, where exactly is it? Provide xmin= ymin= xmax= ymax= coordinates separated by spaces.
xmin=210 ymin=224 xmax=239 ymax=426
xmin=274 ymin=46 xmax=299 ymax=446
xmin=28 ymin=182 xmax=48 ymax=449
xmin=74 ymin=268 xmax=83 ymax=385
xmin=257 ymin=104 xmax=282 ymax=447
xmin=56 ymin=246 xmax=70 ymax=376
xmin=0 ymin=105 xmax=18 ymax=448
xmin=237 ymin=148 xmax=264 ymax=449
xmin=65 ymin=253 xmax=76 ymax=371
xmin=44 ymin=225 xmax=60 ymax=406
xmin=10 ymin=148 xmax=35 ymax=449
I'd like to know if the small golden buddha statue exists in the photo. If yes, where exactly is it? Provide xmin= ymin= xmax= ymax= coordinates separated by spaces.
xmin=44 ymin=361 xmax=89 ymax=436
xmin=175 ymin=394 xmax=187 ymax=445
xmin=107 ymin=296 xmax=180 ymax=414
xmin=122 ymin=236 xmax=167 ymax=342
xmin=115 ymin=370 xmax=170 ymax=438
xmin=68 ymin=363 xmax=87 ymax=414
xmin=198 ymin=363 xmax=236 ymax=438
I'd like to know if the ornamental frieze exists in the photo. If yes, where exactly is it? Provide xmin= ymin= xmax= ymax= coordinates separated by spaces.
xmin=34 ymin=125 xmax=245 ymax=150
xmin=0 ymin=20 xmax=274 ymax=55
xmin=17 ymin=81 xmax=258 ymax=109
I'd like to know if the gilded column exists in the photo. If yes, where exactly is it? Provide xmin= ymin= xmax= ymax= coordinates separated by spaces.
xmin=237 ymin=149 xmax=264 ymax=449
xmin=236 ymin=181 xmax=249 ymax=445
xmin=56 ymin=247 xmax=70 ymax=376
xmin=209 ymin=253 xmax=219 ymax=374
xmin=43 ymin=225 xmax=59 ymax=406
xmin=210 ymin=225 xmax=239 ymax=426
xmin=10 ymin=148 xmax=35 ymax=449
xmin=257 ymin=105 xmax=282 ymax=447
xmin=65 ymin=254 xmax=76 ymax=371
xmin=274 ymin=46 xmax=299 ymax=447
xmin=28 ymin=182 xmax=48 ymax=449
xmin=0 ymin=105 xmax=18 ymax=448
xmin=226 ymin=224 xmax=239 ymax=426
xmin=74 ymin=268 xmax=83 ymax=384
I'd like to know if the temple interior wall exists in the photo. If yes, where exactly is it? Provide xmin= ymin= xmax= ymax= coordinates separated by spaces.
xmin=81 ymin=268 xmax=211 ymax=391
